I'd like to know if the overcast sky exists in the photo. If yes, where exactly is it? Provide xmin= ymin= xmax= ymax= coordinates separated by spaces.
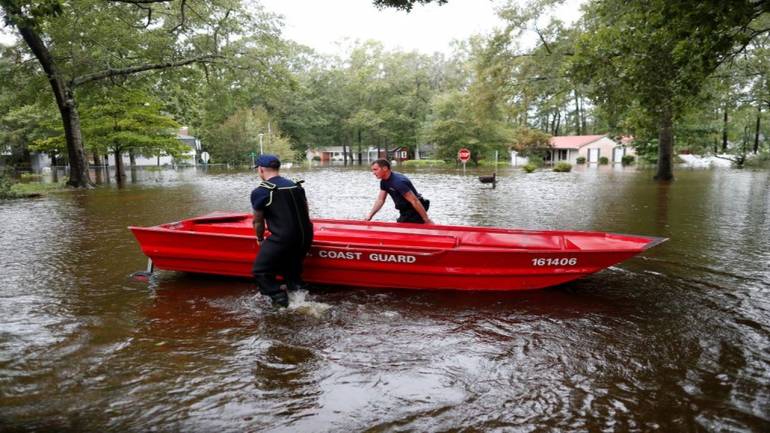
xmin=258 ymin=0 xmax=585 ymax=56
xmin=0 ymin=0 xmax=585 ymax=53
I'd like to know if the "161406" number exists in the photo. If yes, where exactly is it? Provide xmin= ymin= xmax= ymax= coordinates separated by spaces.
xmin=531 ymin=257 xmax=577 ymax=266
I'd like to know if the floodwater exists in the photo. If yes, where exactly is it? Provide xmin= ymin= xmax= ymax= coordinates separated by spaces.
xmin=1 ymin=164 xmax=768 ymax=432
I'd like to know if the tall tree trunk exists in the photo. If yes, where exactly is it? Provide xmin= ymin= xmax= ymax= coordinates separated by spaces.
xmin=128 ymin=148 xmax=137 ymax=183
xmin=114 ymin=149 xmax=125 ymax=183
xmin=50 ymin=153 xmax=58 ymax=183
xmin=357 ymin=129 xmax=363 ymax=164
xmin=574 ymin=89 xmax=581 ymax=135
xmin=654 ymin=107 xmax=674 ymax=181
xmin=104 ymin=155 xmax=111 ymax=184
xmin=93 ymin=152 xmax=102 ymax=184
xmin=342 ymin=143 xmax=348 ymax=166
xmin=754 ymin=104 xmax=761 ymax=154
xmin=722 ymin=109 xmax=729 ymax=152
xmin=12 ymin=18 xmax=91 ymax=188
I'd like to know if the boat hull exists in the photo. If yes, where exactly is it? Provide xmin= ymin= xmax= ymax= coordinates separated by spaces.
xmin=130 ymin=213 xmax=665 ymax=291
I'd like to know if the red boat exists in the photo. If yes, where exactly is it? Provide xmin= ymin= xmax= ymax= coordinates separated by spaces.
xmin=129 ymin=212 xmax=666 ymax=291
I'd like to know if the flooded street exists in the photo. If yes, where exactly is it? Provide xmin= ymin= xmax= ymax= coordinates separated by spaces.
xmin=1 ymin=165 xmax=769 ymax=432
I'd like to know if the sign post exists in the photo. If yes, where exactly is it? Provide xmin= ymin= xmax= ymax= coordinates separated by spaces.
xmin=458 ymin=147 xmax=471 ymax=175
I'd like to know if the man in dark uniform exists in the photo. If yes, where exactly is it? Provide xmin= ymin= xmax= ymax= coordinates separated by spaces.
xmin=365 ymin=159 xmax=433 ymax=224
xmin=251 ymin=154 xmax=313 ymax=308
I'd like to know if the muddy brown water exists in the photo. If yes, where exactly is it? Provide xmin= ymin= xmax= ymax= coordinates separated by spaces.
xmin=1 ymin=165 xmax=768 ymax=432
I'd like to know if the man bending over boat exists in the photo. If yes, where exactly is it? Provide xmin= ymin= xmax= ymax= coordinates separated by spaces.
xmin=365 ymin=159 xmax=433 ymax=224
xmin=251 ymin=154 xmax=314 ymax=308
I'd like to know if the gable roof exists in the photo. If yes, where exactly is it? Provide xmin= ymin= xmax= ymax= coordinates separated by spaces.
xmin=550 ymin=135 xmax=606 ymax=149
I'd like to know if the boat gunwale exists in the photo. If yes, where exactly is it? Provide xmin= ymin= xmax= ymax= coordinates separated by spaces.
xmin=129 ymin=224 xmax=659 ymax=254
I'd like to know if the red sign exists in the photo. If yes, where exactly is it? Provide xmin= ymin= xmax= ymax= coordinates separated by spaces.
xmin=458 ymin=148 xmax=471 ymax=162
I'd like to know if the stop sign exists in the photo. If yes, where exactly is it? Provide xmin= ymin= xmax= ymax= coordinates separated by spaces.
xmin=458 ymin=148 xmax=471 ymax=162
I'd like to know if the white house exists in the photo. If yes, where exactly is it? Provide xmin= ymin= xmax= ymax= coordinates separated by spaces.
xmin=110 ymin=127 xmax=200 ymax=167
xmin=306 ymin=146 xmax=388 ymax=163
xmin=548 ymin=135 xmax=635 ymax=165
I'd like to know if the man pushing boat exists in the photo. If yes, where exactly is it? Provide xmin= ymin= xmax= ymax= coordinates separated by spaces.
xmin=365 ymin=159 xmax=434 ymax=224
xmin=251 ymin=154 xmax=313 ymax=308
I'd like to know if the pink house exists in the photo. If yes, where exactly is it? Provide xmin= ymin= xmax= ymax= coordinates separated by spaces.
xmin=548 ymin=135 xmax=635 ymax=165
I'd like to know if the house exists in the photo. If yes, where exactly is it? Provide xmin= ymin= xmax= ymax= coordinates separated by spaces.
xmin=306 ymin=145 xmax=411 ymax=164
xmin=548 ymin=135 xmax=635 ymax=165
xmin=110 ymin=127 xmax=200 ymax=167
xmin=24 ymin=128 xmax=201 ymax=173
xmin=389 ymin=146 xmax=409 ymax=162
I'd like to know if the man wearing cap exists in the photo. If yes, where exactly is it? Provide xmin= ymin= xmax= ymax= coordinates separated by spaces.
xmin=365 ymin=159 xmax=433 ymax=224
xmin=251 ymin=154 xmax=313 ymax=308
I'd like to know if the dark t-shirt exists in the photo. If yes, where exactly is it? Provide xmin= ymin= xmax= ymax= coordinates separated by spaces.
xmin=380 ymin=171 xmax=420 ymax=211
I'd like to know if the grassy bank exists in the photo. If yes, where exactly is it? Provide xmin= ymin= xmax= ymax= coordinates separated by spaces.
xmin=1 ymin=177 xmax=66 ymax=199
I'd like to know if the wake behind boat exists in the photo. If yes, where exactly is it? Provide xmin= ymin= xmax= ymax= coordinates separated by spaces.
xmin=129 ymin=212 xmax=666 ymax=291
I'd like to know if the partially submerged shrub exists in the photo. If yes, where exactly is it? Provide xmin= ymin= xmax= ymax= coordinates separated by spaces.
xmin=523 ymin=163 xmax=537 ymax=173
xmin=576 ymin=156 xmax=586 ymax=164
xmin=402 ymin=159 xmax=447 ymax=168
xmin=621 ymin=155 xmax=635 ymax=166
xmin=0 ymin=176 xmax=20 ymax=199
xmin=20 ymin=172 xmax=43 ymax=181
xmin=527 ymin=155 xmax=544 ymax=168
xmin=599 ymin=156 xmax=609 ymax=165
xmin=553 ymin=162 xmax=572 ymax=172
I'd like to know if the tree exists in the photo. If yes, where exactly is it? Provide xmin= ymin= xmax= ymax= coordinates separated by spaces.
xmin=205 ymin=107 xmax=295 ymax=166
xmin=79 ymin=89 xmax=183 ymax=182
xmin=0 ymin=0 xmax=249 ymax=187
xmin=373 ymin=0 xmax=447 ymax=12
xmin=422 ymin=90 xmax=512 ymax=164
xmin=572 ymin=0 xmax=770 ymax=180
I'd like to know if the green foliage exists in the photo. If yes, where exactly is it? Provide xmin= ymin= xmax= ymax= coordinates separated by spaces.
xmin=205 ymin=107 xmax=295 ymax=166
xmin=33 ymin=88 xmax=183 ymax=159
xmin=598 ymin=156 xmax=609 ymax=165
xmin=523 ymin=163 xmax=538 ymax=173
xmin=621 ymin=155 xmax=635 ymax=165
xmin=373 ymin=0 xmax=447 ymax=12
xmin=0 ymin=175 xmax=18 ymax=199
xmin=11 ymin=180 xmax=64 ymax=196
xmin=19 ymin=172 xmax=42 ymax=181
xmin=744 ymin=151 xmax=770 ymax=168
xmin=527 ymin=154 xmax=544 ymax=168
xmin=0 ymin=102 xmax=61 ymax=161
xmin=511 ymin=127 xmax=552 ymax=158
xmin=402 ymin=159 xmax=447 ymax=167
xmin=553 ymin=162 xmax=572 ymax=172
xmin=422 ymin=90 xmax=512 ymax=164
xmin=576 ymin=156 xmax=586 ymax=164
xmin=571 ymin=0 xmax=770 ymax=179
xmin=633 ymin=138 xmax=661 ymax=164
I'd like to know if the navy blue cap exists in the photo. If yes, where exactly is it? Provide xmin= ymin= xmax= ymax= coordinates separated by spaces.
xmin=255 ymin=154 xmax=280 ymax=169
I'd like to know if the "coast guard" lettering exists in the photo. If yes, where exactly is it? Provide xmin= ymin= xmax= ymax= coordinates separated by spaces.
xmin=315 ymin=249 xmax=417 ymax=264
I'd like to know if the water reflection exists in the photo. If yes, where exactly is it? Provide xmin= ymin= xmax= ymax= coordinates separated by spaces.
xmin=1 ymin=166 xmax=769 ymax=432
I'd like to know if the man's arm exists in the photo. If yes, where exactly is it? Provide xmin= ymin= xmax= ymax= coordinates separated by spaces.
xmin=253 ymin=209 xmax=265 ymax=244
xmin=365 ymin=190 xmax=388 ymax=221
xmin=403 ymin=191 xmax=434 ymax=224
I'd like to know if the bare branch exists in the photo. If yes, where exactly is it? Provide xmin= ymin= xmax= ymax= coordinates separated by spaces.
xmin=168 ymin=0 xmax=187 ymax=33
xmin=534 ymin=25 xmax=552 ymax=55
xmin=71 ymin=55 xmax=221 ymax=87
